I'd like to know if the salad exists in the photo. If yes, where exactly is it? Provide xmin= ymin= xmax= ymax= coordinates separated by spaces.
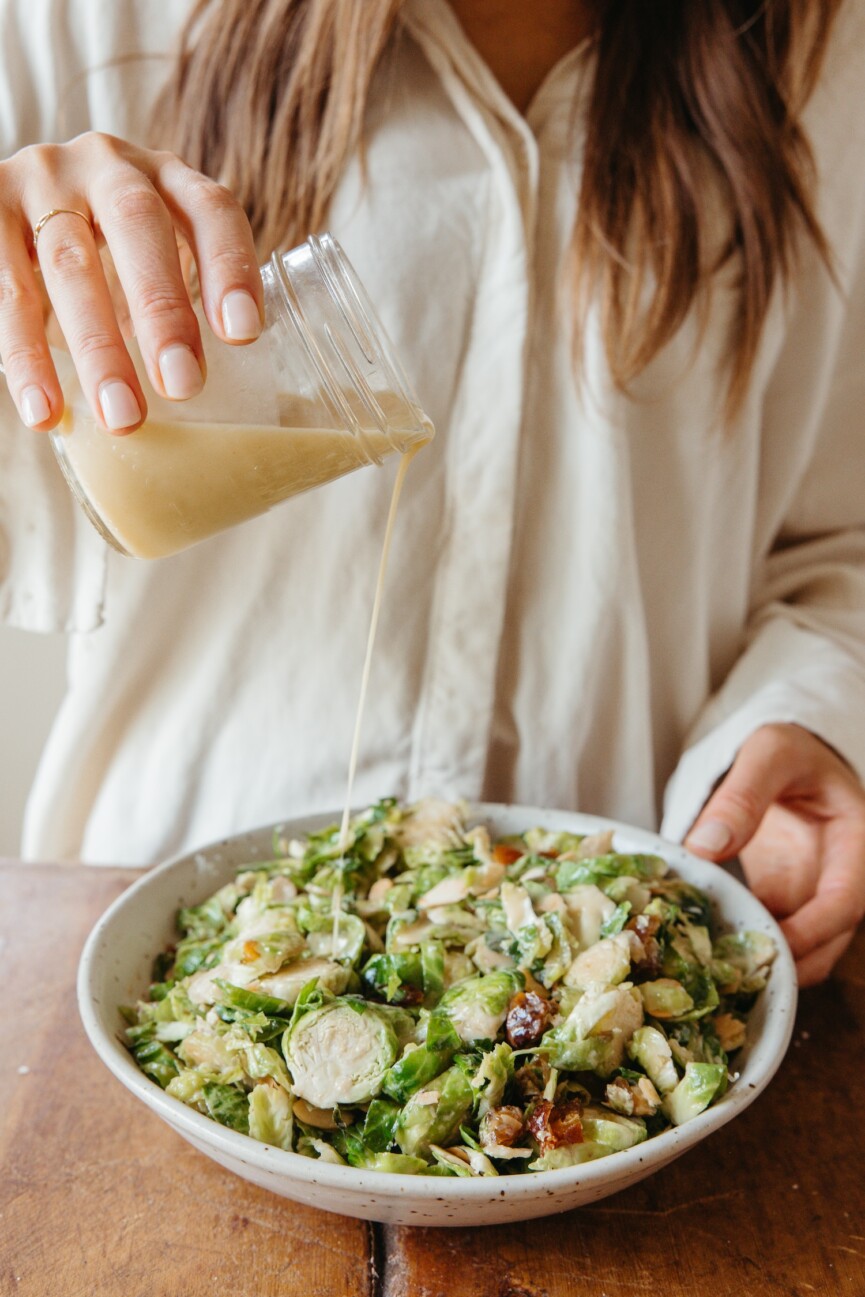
xmin=124 ymin=798 xmax=776 ymax=1177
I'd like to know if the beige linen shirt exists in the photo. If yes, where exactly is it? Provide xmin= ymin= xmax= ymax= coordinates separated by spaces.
xmin=1 ymin=0 xmax=865 ymax=864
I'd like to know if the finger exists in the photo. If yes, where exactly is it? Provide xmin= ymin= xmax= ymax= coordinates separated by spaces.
xmin=739 ymin=806 xmax=821 ymax=917
xmin=741 ymin=855 xmax=810 ymax=919
xmin=780 ymin=816 xmax=865 ymax=958
xmin=90 ymin=172 xmax=205 ymax=400
xmin=99 ymin=245 xmax=134 ymax=343
xmin=32 ymin=206 xmax=146 ymax=432
xmin=0 ymin=213 xmax=64 ymax=428
xmin=152 ymin=154 xmax=263 ymax=344
xmin=685 ymin=727 xmax=798 ymax=860
xmin=795 ymin=929 xmax=855 ymax=988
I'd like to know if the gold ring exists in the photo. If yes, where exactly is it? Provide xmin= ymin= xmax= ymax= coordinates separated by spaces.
xmin=32 ymin=207 xmax=93 ymax=249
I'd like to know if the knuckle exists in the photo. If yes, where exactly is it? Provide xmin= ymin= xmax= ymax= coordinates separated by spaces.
xmin=186 ymin=174 xmax=242 ymax=219
xmin=12 ymin=141 xmax=64 ymax=185
xmin=0 ymin=339 xmax=48 ymax=375
xmin=131 ymin=282 xmax=194 ymax=327
xmin=0 ymin=266 xmax=37 ymax=313
xmin=206 ymin=181 xmax=241 ymax=215
xmin=104 ymin=181 xmax=163 ymax=228
xmin=154 ymin=148 xmax=185 ymax=170
xmin=717 ymin=784 xmax=763 ymax=827
xmin=205 ymin=244 xmax=254 ymax=282
xmin=75 ymin=130 xmax=123 ymax=159
xmin=73 ymin=327 xmax=124 ymax=364
xmin=42 ymin=234 xmax=92 ymax=279
xmin=22 ymin=140 xmax=63 ymax=168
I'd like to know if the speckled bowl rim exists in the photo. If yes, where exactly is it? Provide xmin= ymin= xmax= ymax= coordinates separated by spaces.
xmin=78 ymin=803 xmax=797 ymax=1206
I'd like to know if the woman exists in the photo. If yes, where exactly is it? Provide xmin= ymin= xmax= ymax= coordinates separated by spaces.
xmin=0 ymin=0 xmax=863 ymax=987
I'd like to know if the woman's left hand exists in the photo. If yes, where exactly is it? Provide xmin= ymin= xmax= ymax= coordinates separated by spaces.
xmin=684 ymin=723 xmax=865 ymax=986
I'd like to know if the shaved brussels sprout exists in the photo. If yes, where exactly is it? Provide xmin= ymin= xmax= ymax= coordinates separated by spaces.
xmin=301 ymin=912 xmax=367 ymax=965
xmin=536 ymin=911 xmax=573 ymax=987
xmin=561 ymin=884 xmax=617 ymax=949
xmin=254 ymin=958 xmax=351 ymax=1004
xmin=528 ymin=1142 xmax=609 ymax=1171
xmin=469 ymin=1041 xmax=514 ymax=1116
xmin=564 ymin=933 xmax=632 ymax=990
xmin=381 ymin=1014 xmax=460 ymax=1102
xmin=712 ymin=931 xmax=777 ymax=995
xmin=361 ymin=951 xmax=424 ymax=1004
xmin=394 ymin=1065 xmax=474 ymax=1159
xmin=540 ymin=986 xmax=643 ymax=1077
xmin=581 ymin=1107 xmax=648 ymax=1151
xmin=284 ymin=999 xmax=399 ymax=1107
xmin=523 ymin=827 xmax=585 ymax=855
xmin=662 ymin=1062 xmax=728 ymax=1125
xmin=437 ymin=970 xmax=525 ymax=1042
xmin=556 ymin=853 xmax=667 ymax=892
xmin=130 ymin=1036 xmax=181 ymax=1089
xmin=362 ymin=1097 xmax=402 ymax=1152
xmin=201 ymin=1082 xmax=250 ymax=1133
xmin=638 ymin=979 xmax=695 ymax=1019
xmin=248 ymin=1083 xmax=294 ymax=1149
xmin=627 ymin=1026 xmax=679 ymax=1095
xmin=541 ymin=1032 xmax=624 ymax=1077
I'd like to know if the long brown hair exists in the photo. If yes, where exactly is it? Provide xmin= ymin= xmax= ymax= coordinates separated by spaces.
xmin=154 ymin=0 xmax=843 ymax=413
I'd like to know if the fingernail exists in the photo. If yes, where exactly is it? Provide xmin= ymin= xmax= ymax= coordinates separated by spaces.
xmin=99 ymin=379 xmax=141 ymax=431
xmin=158 ymin=344 xmax=203 ymax=400
xmin=687 ymin=819 xmax=733 ymax=855
xmin=221 ymin=289 xmax=261 ymax=341
xmin=21 ymin=385 xmax=50 ymax=427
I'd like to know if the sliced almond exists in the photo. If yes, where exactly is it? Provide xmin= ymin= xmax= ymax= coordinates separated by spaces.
xmin=417 ymin=875 xmax=471 ymax=909
xmin=369 ymin=877 xmax=394 ymax=903
xmin=293 ymin=1098 xmax=343 ymax=1130
xmin=576 ymin=829 xmax=615 ymax=859
xmin=413 ymin=1089 xmax=441 ymax=1107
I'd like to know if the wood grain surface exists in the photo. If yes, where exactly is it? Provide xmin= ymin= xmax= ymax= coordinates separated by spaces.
xmin=0 ymin=864 xmax=373 ymax=1297
xmin=2 ymin=862 xmax=863 ymax=1297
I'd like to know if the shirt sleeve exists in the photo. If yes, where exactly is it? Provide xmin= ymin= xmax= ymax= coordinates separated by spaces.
xmin=662 ymin=33 xmax=865 ymax=841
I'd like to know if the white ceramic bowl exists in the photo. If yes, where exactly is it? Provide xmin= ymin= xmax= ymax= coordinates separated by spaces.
xmin=78 ymin=803 xmax=796 ymax=1226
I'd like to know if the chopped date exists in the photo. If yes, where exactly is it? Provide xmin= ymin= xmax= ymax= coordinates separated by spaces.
xmin=493 ymin=843 xmax=523 ymax=865
xmin=626 ymin=913 xmax=662 ymax=977
xmin=479 ymin=1105 xmax=526 ymax=1150
xmin=505 ymin=990 xmax=553 ymax=1049
xmin=527 ymin=1097 xmax=584 ymax=1152
xmin=628 ymin=913 xmax=661 ymax=940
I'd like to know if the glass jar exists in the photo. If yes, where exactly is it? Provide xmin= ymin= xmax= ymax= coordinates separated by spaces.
xmin=49 ymin=234 xmax=432 ymax=559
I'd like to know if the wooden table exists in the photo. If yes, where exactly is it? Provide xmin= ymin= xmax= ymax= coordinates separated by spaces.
xmin=2 ymin=862 xmax=864 ymax=1297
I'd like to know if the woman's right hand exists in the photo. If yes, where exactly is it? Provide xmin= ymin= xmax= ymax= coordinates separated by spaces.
xmin=0 ymin=131 xmax=264 ymax=432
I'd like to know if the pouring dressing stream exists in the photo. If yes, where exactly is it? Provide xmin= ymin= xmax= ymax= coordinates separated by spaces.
xmin=332 ymin=436 xmax=429 ymax=946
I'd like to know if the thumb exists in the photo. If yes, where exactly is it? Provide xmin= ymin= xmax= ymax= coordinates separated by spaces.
xmin=684 ymin=727 xmax=794 ymax=860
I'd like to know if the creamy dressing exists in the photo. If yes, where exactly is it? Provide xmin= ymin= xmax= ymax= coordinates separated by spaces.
xmin=54 ymin=408 xmax=404 ymax=559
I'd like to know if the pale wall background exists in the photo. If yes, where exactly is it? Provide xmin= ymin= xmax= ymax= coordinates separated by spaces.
xmin=0 ymin=626 xmax=66 ymax=855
